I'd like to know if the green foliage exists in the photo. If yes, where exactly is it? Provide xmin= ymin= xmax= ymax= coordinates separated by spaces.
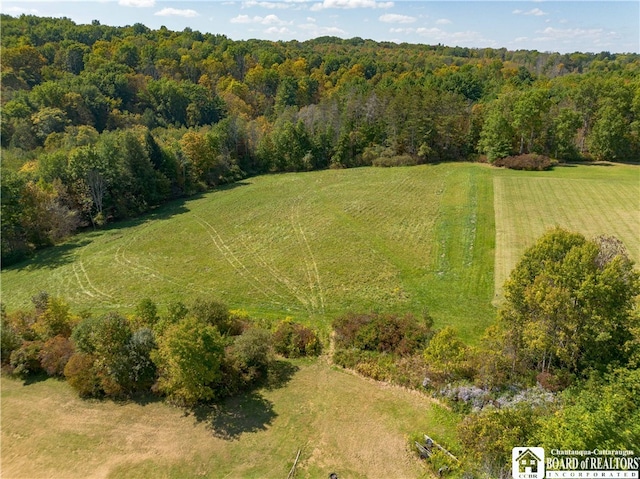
xmin=221 ymin=327 xmax=274 ymax=395
xmin=3 ymin=14 xmax=639 ymax=269
xmin=133 ymin=298 xmax=159 ymax=330
xmin=588 ymin=102 xmax=632 ymax=161
xmin=32 ymin=296 xmax=76 ymax=340
xmin=493 ymin=154 xmax=556 ymax=171
xmin=125 ymin=328 xmax=157 ymax=391
xmin=535 ymin=368 xmax=640 ymax=450
xmin=1 ymin=312 xmax=22 ymax=365
xmin=479 ymin=107 xmax=514 ymax=162
xmin=333 ymin=349 xmax=398 ymax=382
xmin=9 ymin=341 xmax=44 ymax=377
xmin=64 ymin=352 xmax=102 ymax=398
xmin=272 ymin=320 xmax=321 ymax=358
xmin=458 ymin=404 xmax=543 ymax=477
xmin=152 ymin=316 xmax=225 ymax=406
xmin=423 ymin=327 xmax=474 ymax=381
xmin=371 ymin=155 xmax=417 ymax=168
xmin=69 ymin=312 xmax=151 ymax=397
xmin=190 ymin=298 xmax=241 ymax=336
xmin=498 ymin=228 xmax=640 ymax=377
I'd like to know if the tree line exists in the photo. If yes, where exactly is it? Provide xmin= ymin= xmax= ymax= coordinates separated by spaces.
xmin=2 ymin=14 xmax=640 ymax=264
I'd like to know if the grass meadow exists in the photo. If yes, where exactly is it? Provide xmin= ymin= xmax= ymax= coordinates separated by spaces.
xmin=493 ymin=163 xmax=639 ymax=300
xmin=1 ymin=361 xmax=459 ymax=479
xmin=2 ymin=163 xmax=496 ymax=341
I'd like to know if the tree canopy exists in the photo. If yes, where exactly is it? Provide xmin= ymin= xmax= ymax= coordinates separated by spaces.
xmin=2 ymin=15 xmax=640 ymax=266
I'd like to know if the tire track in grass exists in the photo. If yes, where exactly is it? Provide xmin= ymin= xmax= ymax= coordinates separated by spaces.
xmin=72 ymin=261 xmax=114 ymax=301
xmin=291 ymin=198 xmax=326 ymax=313
xmin=234 ymin=225 xmax=314 ymax=312
xmin=194 ymin=215 xmax=303 ymax=308
xmin=72 ymin=263 xmax=96 ymax=298
xmin=113 ymin=226 xmax=196 ymax=292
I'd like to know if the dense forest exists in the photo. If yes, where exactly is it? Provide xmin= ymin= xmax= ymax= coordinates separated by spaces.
xmin=2 ymin=14 xmax=640 ymax=264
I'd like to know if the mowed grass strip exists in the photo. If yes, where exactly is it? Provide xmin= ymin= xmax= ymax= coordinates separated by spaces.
xmin=494 ymin=163 xmax=640 ymax=301
xmin=2 ymin=164 xmax=497 ymax=338
xmin=1 ymin=362 xmax=458 ymax=479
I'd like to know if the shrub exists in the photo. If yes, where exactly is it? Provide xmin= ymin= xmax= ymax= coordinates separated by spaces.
xmin=64 ymin=352 xmax=102 ymax=398
xmin=458 ymin=404 xmax=544 ymax=477
xmin=70 ymin=313 xmax=153 ymax=397
xmin=423 ymin=327 xmax=475 ymax=382
xmin=333 ymin=312 xmax=431 ymax=355
xmin=152 ymin=317 xmax=225 ymax=406
xmin=354 ymin=356 xmax=396 ymax=382
xmin=272 ymin=320 xmax=321 ymax=358
xmin=220 ymin=328 xmax=274 ymax=396
xmin=32 ymin=296 xmax=76 ymax=339
xmin=231 ymin=328 xmax=272 ymax=376
xmin=5 ymin=309 xmax=38 ymax=341
xmin=190 ymin=298 xmax=242 ymax=336
xmin=1 ymin=315 xmax=21 ymax=365
xmin=9 ymin=341 xmax=44 ymax=377
xmin=125 ymin=328 xmax=157 ymax=392
xmin=39 ymin=335 xmax=74 ymax=376
xmin=493 ymin=154 xmax=556 ymax=171
xmin=133 ymin=298 xmax=159 ymax=329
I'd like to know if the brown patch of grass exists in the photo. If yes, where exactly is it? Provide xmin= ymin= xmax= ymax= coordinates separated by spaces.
xmin=2 ymin=361 xmax=456 ymax=478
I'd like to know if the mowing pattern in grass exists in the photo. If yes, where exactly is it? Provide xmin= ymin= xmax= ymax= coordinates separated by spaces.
xmin=2 ymin=164 xmax=496 ymax=339
xmin=1 ymin=362 xmax=458 ymax=479
xmin=494 ymin=164 xmax=640 ymax=301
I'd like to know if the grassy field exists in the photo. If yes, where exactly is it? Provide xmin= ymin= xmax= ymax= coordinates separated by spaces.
xmin=2 ymin=162 xmax=639 ymax=479
xmin=2 ymin=163 xmax=496 ymax=341
xmin=493 ymin=163 xmax=640 ymax=300
xmin=3 ymin=162 xmax=638 ymax=334
xmin=1 ymin=360 xmax=459 ymax=479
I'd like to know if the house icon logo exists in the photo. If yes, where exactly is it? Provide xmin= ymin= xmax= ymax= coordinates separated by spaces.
xmin=512 ymin=447 xmax=545 ymax=479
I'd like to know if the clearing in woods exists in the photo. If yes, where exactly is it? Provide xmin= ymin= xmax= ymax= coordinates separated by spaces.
xmin=0 ymin=361 xmax=459 ymax=479
xmin=2 ymin=163 xmax=496 ymax=341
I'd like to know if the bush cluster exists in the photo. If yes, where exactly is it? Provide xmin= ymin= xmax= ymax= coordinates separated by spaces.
xmin=333 ymin=312 xmax=432 ymax=355
xmin=272 ymin=319 xmax=322 ymax=358
xmin=371 ymin=155 xmax=418 ymax=168
xmin=493 ymin=153 xmax=556 ymax=170
xmin=1 ymin=295 xmax=323 ymax=407
xmin=331 ymin=312 xmax=434 ymax=388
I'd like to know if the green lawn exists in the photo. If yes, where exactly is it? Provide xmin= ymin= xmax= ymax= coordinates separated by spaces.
xmin=493 ymin=163 xmax=640 ymax=301
xmin=2 ymin=163 xmax=496 ymax=341
xmin=1 ymin=361 xmax=458 ymax=479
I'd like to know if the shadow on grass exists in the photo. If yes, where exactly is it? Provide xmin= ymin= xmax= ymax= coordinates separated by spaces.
xmin=21 ymin=371 xmax=50 ymax=385
xmin=12 ymin=239 xmax=92 ymax=271
xmin=189 ymin=359 xmax=298 ymax=440
xmin=4 ymin=181 xmax=250 ymax=272
xmin=263 ymin=359 xmax=299 ymax=390
xmin=192 ymin=392 xmax=277 ymax=441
